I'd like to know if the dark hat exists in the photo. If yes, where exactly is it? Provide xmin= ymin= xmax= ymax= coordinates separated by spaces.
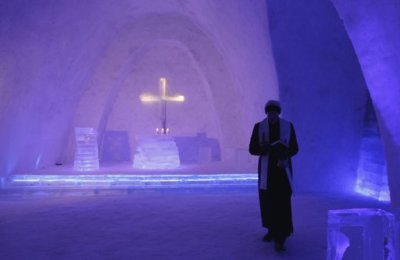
xmin=264 ymin=100 xmax=281 ymax=114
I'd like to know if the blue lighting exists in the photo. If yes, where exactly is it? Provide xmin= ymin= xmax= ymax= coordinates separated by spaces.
xmin=35 ymin=153 xmax=42 ymax=169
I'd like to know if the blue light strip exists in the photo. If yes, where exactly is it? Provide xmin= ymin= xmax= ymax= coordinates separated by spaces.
xmin=7 ymin=173 xmax=258 ymax=189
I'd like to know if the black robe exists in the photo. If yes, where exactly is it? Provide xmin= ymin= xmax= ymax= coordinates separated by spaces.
xmin=249 ymin=119 xmax=299 ymax=240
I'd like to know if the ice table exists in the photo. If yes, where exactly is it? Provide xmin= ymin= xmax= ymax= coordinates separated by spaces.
xmin=327 ymin=208 xmax=395 ymax=260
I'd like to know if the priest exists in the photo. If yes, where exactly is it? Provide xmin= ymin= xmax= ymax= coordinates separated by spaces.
xmin=249 ymin=100 xmax=299 ymax=252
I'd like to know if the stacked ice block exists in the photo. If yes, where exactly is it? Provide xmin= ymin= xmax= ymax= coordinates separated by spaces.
xmin=73 ymin=127 xmax=100 ymax=171
xmin=355 ymin=121 xmax=390 ymax=201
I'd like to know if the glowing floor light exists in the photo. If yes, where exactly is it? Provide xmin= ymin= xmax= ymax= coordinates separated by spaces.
xmin=73 ymin=128 xmax=99 ymax=171
xmin=355 ymin=169 xmax=390 ymax=202
xmin=8 ymin=173 xmax=258 ymax=189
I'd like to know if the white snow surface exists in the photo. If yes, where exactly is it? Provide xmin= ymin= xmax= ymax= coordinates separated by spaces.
xmin=0 ymin=189 xmax=388 ymax=259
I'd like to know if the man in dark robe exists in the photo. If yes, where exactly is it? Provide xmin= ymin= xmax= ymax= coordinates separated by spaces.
xmin=249 ymin=100 xmax=299 ymax=252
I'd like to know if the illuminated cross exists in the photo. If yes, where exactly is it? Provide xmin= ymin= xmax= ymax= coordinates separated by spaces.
xmin=140 ymin=77 xmax=185 ymax=134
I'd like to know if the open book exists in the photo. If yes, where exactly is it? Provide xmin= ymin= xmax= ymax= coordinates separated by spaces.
xmin=270 ymin=140 xmax=288 ymax=159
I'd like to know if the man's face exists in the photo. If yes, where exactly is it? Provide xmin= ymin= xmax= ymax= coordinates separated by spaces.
xmin=267 ymin=110 xmax=279 ymax=123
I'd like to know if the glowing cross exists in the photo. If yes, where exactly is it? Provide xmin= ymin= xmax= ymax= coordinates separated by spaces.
xmin=140 ymin=77 xmax=185 ymax=134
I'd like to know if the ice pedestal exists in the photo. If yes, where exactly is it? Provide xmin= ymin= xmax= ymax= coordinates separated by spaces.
xmin=133 ymin=136 xmax=180 ymax=169
xmin=327 ymin=208 xmax=395 ymax=260
xmin=73 ymin=128 xmax=100 ymax=171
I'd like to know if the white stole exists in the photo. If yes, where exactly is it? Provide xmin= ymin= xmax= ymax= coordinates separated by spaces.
xmin=258 ymin=118 xmax=294 ymax=192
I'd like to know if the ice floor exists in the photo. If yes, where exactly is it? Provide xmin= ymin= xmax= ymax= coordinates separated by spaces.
xmin=0 ymin=188 xmax=389 ymax=260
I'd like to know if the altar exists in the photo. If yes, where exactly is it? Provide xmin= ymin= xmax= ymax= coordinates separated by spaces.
xmin=133 ymin=135 xmax=180 ymax=169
